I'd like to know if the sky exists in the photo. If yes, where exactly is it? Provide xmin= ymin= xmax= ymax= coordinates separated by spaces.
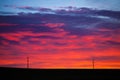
xmin=0 ymin=0 xmax=120 ymax=69
xmin=0 ymin=0 xmax=120 ymax=12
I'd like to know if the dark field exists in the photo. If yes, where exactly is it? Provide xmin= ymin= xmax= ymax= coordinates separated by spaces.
xmin=0 ymin=67 xmax=120 ymax=80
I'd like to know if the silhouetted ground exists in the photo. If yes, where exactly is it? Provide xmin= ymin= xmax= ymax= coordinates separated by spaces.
xmin=0 ymin=67 xmax=120 ymax=80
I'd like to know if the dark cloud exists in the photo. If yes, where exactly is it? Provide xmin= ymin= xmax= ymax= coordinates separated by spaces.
xmin=0 ymin=25 xmax=55 ymax=33
xmin=0 ymin=11 xmax=16 ymax=15
xmin=0 ymin=15 xmax=57 ymax=33
xmin=34 ymin=36 xmax=60 ymax=39
xmin=65 ymin=28 xmax=96 ymax=36
xmin=96 ymin=10 xmax=120 ymax=19
xmin=104 ymin=41 xmax=120 ymax=47
xmin=0 ymin=8 xmax=120 ymax=38
xmin=94 ymin=56 xmax=120 ymax=61
xmin=4 ymin=5 xmax=53 ymax=12
xmin=3 ymin=5 xmax=120 ymax=18
xmin=18 ymin=6 xmax=53 ymax=12
xmin=0 ymin=7 xmax=120 ymax=46
xmin=96 ymin=22 xmax=120 ymax=30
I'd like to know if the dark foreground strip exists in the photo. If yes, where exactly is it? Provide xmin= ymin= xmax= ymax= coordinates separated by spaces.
xmin=0 ymin=67 xmax=120 ymax=80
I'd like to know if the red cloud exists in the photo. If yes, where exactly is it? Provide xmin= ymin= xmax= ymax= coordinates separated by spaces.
xmin=1 ymin=40 xmax=9 ymax=45
xmin=28 ymin=23 xmax=65 ymax=28
xmin=0 ymin=33 xmax=21 ymax=42
xmin=0 ymin=29 xmax=120 ymax=68
xmin=42 ymin=23 xmax=65 ymax=28
xmin=0 ymin=42 xmax=120 ymax=68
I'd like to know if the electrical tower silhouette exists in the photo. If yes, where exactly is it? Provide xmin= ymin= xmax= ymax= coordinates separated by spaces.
xmin=27 ymin=57 xmax=29 ymax=68
xmin=92 ymin=57 xmax=95 ymax=69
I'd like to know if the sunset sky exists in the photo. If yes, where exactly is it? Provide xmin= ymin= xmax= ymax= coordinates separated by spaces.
xmin=0 ymin=0 xmax=120 ymax=69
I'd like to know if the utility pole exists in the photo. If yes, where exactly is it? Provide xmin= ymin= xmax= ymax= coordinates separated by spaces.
xmin=27 ymin=57 xmax=29 ymax=68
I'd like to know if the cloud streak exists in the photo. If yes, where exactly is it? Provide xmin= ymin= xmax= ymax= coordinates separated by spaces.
xmin=3 ymin=5 xmax=120 ymax=19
